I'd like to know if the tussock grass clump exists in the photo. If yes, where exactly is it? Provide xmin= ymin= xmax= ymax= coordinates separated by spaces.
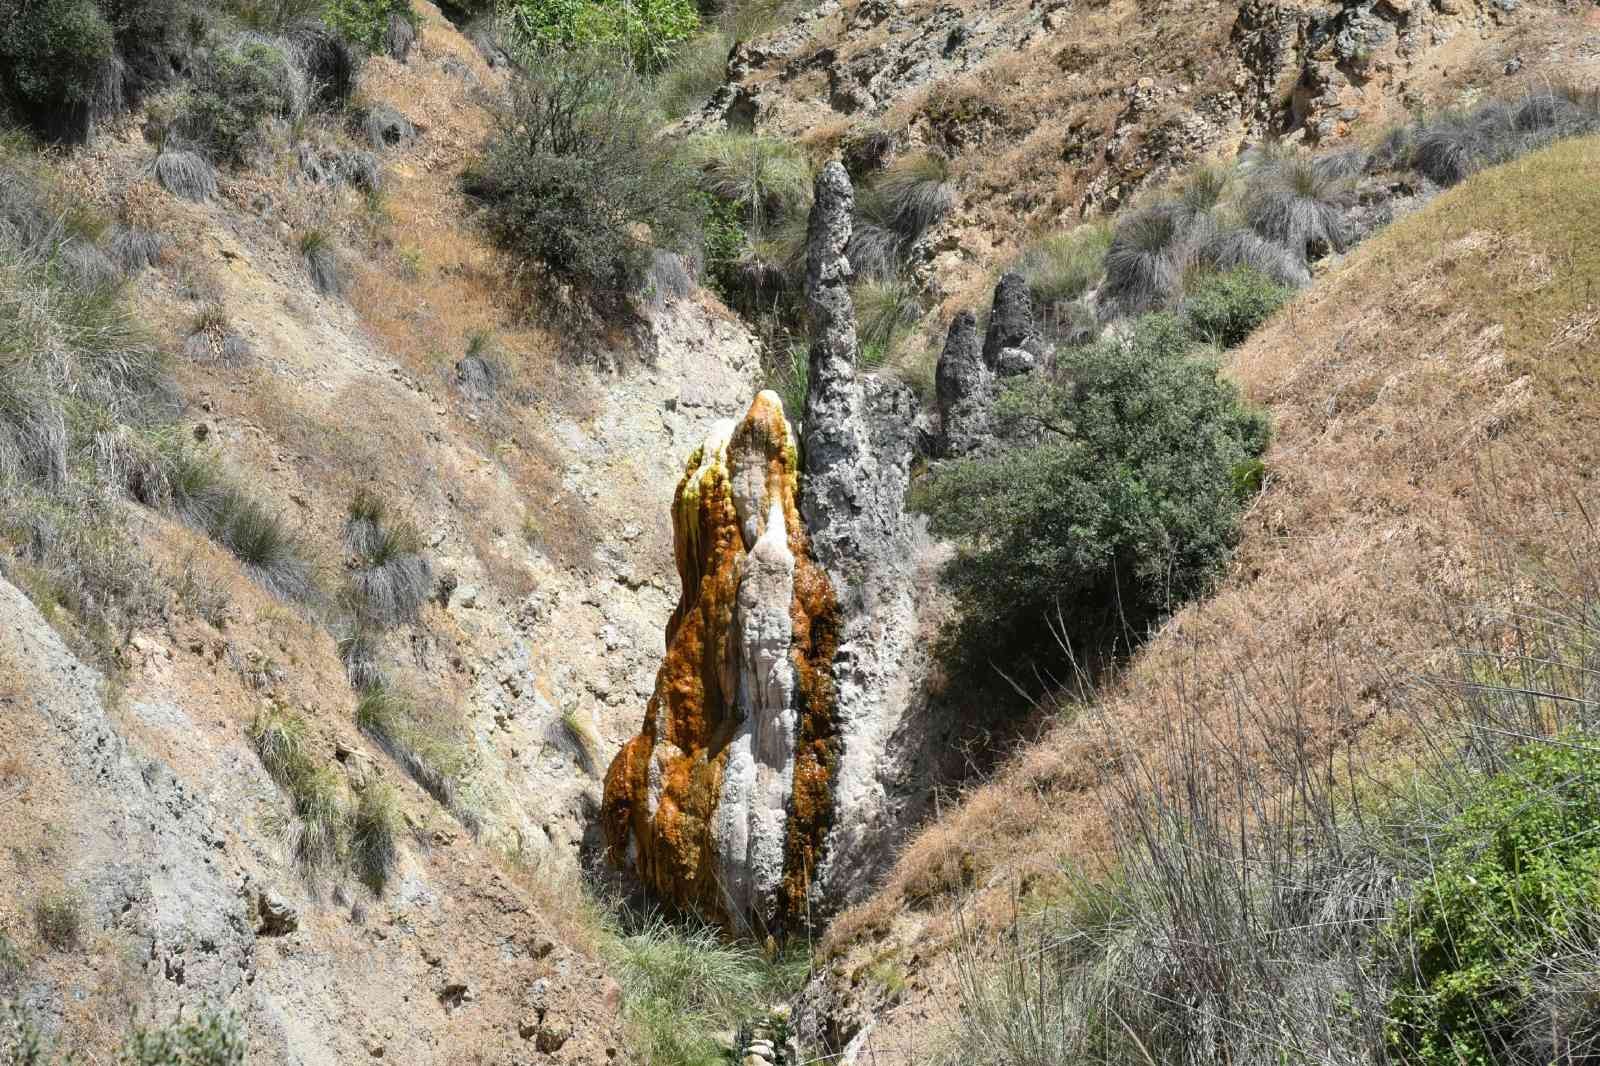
xmin=1014 ymin=222 xmax=1111 ymax=309
xmin=687 ymin=133 xmax=813 ymax=242
xmin=162 ymin=440 xmax=316 ymax=601
xmin=355 ymin=685 xmax=471 ymax=819
xmin=1240 ymin=142 xmax=1355 ymax=261
xmin=31 ymin=892 xmax=83 ymax=951
xmin=107 ymin=225 xmax=165 ymax=273
xmin=343 ymin=490 xmax=431 ymax=626
xmin=1098 ymin=204 xmax=1194 ymax=319
xmin=183 ymin=305 xmax=251 ymax=366
xmin=298 ymin=228 xmax=341 ymax=295
xmin=864 ymin=152 xmax=954 ymax=243
xmin=1193 ymin=226 xmax=1311 ymax=288
xmin=350 ymin=781 xmax=402 ymax=894
xmin=1013 ymin=222 xmax=1111 ymax=344
xmin=853 ymin=275 xmax=922 ymax=367
xmin=605 ymin=912 xmax=811 ymax=1066
xmin=555 ymin=706 xmax=599 ymax=775
xmin=150 ymin=146 xmax=218 ymax=202
xmin=848 ymin=153 xmax=954 ymax=280
xmin=249 ymin=706 xmax=344 ymax=869
xmin=211 ymin=492 xmax=316 ymax=600
xmin=337 ymin=618 xmax=385 ymax=691
xmin=658 ymin=30 xmax=731 ymax=121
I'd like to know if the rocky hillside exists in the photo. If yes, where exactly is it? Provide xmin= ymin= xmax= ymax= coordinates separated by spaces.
xmin=2 ymin=0 xmax=1598 ymax=1057
xmin=795 ymin=130 xmax=1600 ymax=1064
xmin=686 ymin=0 xmax=1596 ymax=310
xmin=1 ymin=4 xmax=768 ymax=1060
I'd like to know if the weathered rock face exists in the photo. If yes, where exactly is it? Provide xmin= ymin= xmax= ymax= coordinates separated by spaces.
xmin=601 ymin=391 xmax=840 ymax=932
xmin=797 ymin=164 xmax=930 ymax=915
xmin=980 ymin=272 xmax=1041 ymax=375
xmin=934 ymin=310 xmax=991 ymax=458
xmin=605 ymin=164 xmax=959 ymax=930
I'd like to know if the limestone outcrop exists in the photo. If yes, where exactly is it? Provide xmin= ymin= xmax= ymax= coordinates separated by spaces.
xmin=601 ymin=391 xmax=840 ymax=932
xmin=795 ymin=164 xmax=930 ymax=915
xmin=981 ymin=271 xmax=1042 ymax=376
xmin=604 ymin=164 xmax=955 ymax=930
xmin=934 ymin=309 xmax=991 ymax=458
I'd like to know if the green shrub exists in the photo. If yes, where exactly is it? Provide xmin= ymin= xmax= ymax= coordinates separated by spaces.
xmin=0 ymin=0 xmax=115 ymax=115
xmin=325 ymin=0 xmax=417 ymax=52
xmin=119 ymin=1009 xmax=247 ymax=1065
xmin=467 ymin=48 xmax=700 ymax=290
xmin=1385 ymin=738 xmax=1600 ymax=1066
xmin=1181 ymin=266 xmax=1291 ymax=349
xmin=913 ymin=314 xmax=1269 ymax=676
xmin=171 ymin=38 xmax=298 ymax=164
xmin=33 ymin=892 xmax=84 ymax=951
xmin=497 ymin=0 xmax=699 ymax=72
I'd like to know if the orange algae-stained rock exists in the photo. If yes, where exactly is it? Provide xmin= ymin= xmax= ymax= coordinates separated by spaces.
xmin=601 ymin=391 xmax=838 ymax=932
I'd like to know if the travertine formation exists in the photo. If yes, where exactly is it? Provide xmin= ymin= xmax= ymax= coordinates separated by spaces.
xmin=601 ymin=391 xmax=839 ymax=932
xmin=935 ymin=309 xmax=991 ymax=458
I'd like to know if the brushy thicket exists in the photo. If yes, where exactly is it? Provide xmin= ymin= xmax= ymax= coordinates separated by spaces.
xmin=4 ymin=1005 xmax=247 ymax=1065
xmin=497 ymin=0 xmax=700 ymax=73
xmin=914 ymin=313 xmax=1269 ymax=677
xmin=604 ymin=912 xmax=810 ymax=1066
xmin=466 ymin=47 xmax=700 ymax=292
xmin=937 ymin=572 xmax=1600 ymax=1066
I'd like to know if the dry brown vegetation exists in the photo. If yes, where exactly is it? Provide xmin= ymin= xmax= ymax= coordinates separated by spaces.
xmin=820 ymin=136 xmax=1600 ymax=1016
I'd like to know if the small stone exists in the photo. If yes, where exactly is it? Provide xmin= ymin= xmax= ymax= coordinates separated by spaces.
xmin=535 ymin=1018 xmax=572 ymax=1053
xmin=450 ymin=585 xmax=479 ymax=610
xmin=257 ymin=890 xmax=299 ymax=936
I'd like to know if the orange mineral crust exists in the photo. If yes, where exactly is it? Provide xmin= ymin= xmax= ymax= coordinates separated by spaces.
xmin=602 ymin=391 xmax=838 ymax=930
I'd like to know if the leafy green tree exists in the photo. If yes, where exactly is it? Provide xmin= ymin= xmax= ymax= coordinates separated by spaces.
xmin=914 ymin=314 xmax=1269 ymax=678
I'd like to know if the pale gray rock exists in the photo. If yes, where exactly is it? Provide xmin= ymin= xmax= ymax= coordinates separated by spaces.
xmin=797 ymin=165 xmax=938 ymax=915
